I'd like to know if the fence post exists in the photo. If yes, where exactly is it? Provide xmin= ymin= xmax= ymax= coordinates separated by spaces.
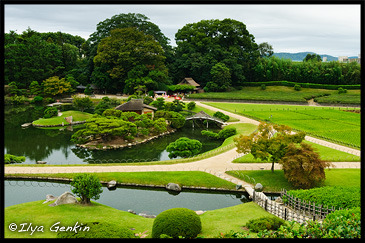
xmin=265 ymin=199 xmax=268 ymax=211
xmin=284 ymin=207 xmax=287 ymax=221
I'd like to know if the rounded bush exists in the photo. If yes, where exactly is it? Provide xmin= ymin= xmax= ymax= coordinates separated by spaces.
xmin=57 ymin=222 xmax=136 ymax=238
xmin=245 ymin=216 xmax=286 ymax=232
xmin=152 ymin=208 xmax=202 ymax=238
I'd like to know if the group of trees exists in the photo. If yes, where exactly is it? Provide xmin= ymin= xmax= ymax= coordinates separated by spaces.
xmin=234 ymin=122 xmax=331 ymax=189
xmin=252 ymin=56 xmax=360 ymax=85
xmin=5 ymin=13 xmax=361 ymax=97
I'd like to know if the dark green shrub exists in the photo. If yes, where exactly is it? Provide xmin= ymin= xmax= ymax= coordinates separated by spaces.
xmin=43 ymin=107 xmax=58 ymax=118
xmin=260 ymin=84 xmax=266 ymax=90
xmin=201 ymin=130 xmax=218 ymax=139
xmin=187 ymin=101 xmax=196 ymax=110
xmin=338 ymin=87 xmax=347 ymax=94
xmin=166 ymin=137 xmax=202 ymax=158
xmin=245 ymin=216 xmax=286 ymax=232
xmin=152 ymin=208 xmax=202 ymax=238
xmin=31 ymin=96 xmax=44 ymax=104
xmin=217 ymin=127 xmax=237 ymax=139
xmin=213 ymin=111 xmax=229 ymax=122
xmin=57 ymin=222 xmax=136 ymax=238
xmin=294 ymin=84 xmax=301 ymax=91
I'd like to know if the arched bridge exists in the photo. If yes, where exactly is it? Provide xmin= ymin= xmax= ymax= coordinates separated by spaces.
xmin=185 ymin=111 xmax=226 ymax=126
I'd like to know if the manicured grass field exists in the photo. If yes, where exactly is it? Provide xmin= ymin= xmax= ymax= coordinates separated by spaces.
xmin=188 ymin=86 xmax=360 ymax=105
xmin=203 ymin=102 xmax=360 ymax=148
xmin=226 ymin=168 xmax=360 ymax=192
xmin=233 ymin=140 xmax=360 ymax=163
xmin=32 ymin=110 xmax=93 ymax=126
xmin=4 ymin=199 xmax=271 ymax=238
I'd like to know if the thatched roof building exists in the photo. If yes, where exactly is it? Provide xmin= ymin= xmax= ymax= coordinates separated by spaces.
xmin=115 ymin=99 xmax=157 ymax=116
xmin=178 ymin=78 xmax=204 ymax=93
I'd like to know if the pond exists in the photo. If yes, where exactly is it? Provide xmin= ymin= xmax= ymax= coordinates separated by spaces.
xmin=4 ymin=105 xmax=223 ymax=165
xmin=4 ymin=180 xmax=251 ymax=215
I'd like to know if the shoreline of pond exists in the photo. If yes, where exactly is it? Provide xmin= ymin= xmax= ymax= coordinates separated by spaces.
xmin=4 ymin=175 xmax=254 ymax=194
xmin=76 ymin=128 xmax=177 ymax=150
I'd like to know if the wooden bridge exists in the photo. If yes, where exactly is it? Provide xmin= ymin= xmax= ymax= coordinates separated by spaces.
xmin=185 ymin=111 xmax=226 ymax=127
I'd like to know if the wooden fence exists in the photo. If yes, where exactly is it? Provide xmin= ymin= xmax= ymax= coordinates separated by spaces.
xmin=251 ymin=188 xmax=339 ymax=224
xmin=280 ymin=189 xmax=340 ymax=220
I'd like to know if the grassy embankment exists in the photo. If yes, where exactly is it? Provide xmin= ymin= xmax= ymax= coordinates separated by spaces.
xmin=32 ymin=110 xmax=93 ymax=126
xmin=203 ymin=102 xmax=360 ymax=149
xmin=188 ymin=85 xmax=360 ymax=105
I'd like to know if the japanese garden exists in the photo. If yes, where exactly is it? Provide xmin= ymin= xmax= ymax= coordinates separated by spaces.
xmin=4 ymin=12 xmax=361 ymax=239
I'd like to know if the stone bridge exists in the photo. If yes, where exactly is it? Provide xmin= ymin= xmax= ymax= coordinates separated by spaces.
xmin=185 ymin=111 xmax=226 ymax=127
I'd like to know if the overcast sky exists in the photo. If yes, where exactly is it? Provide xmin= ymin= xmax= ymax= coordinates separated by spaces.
xmin=4 ymin=4 xmax=361 ymax=57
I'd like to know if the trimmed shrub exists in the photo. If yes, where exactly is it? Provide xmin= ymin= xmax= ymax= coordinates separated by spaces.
xmin=213 ymin=111 xmax=230 ymax=122
xmin=217 ymin=127 xmax=237 ymax=139
xmin=187 ymin=101 xmax=196 ymax=110
xmin=31 ymin=96 xmax=44 ymax=104
xmin=283 ymin=186 xmax=360 ymax=209
xmin=152 ymin=208 xmax=202 ymax=238
xmin=294 ymin=84 xmax=301 ymax=91
xmin=57 ymin=222 xmax=136 ymax=238
xmin=43 ymin=107 xmax=58 ymax=118
xmin=260 ymin=84 xmax=266 ymax=90
xmin=245 ymin=216 xmax=286 ymax=232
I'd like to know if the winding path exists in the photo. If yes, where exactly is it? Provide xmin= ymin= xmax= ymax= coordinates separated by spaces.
xmin=4 ymin=101 xmax=361 ymax=187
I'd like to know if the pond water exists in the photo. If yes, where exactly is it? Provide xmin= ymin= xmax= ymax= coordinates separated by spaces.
xmin=4 ymin=180 xmax=251 ymax=215
xmin=4 ymin=105 xmax=223 ymax=165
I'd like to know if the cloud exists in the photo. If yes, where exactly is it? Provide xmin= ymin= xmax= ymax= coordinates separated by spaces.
xmin=4 ymin=4 xmax=361 ymax=56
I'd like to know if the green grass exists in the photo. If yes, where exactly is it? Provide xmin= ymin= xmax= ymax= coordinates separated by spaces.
xmin=233 ymin=140 xmax=360 ymax=163
xmin=188 ymin=85 xmax=360 ymax=104
xmin=32 ymin=110 xmax=93 ymax=126
xmin=226 ymin=168 xmax=360 ymax=192
xmin=7 ymin=171 xmax=237 ymax=190
xmin=4 ymin=200 xmax=154 ymax=238
xmin=203 ymin=102 xmax=360 ymax=148
xmin=4 ymin=199 xmax=272 ymax=238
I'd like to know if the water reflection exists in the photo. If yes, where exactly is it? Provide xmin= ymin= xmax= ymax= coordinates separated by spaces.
xmin=5 ymin=180 xmax=251 ymax=215
xmin=4 ymin=105 xmax=223 ymax=164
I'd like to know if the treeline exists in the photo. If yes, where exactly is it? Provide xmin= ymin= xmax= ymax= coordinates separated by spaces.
xmin=252 ymin=56 xmax=361 ymax=85
xmin=4 ymin=13 xmax=361 ymax=96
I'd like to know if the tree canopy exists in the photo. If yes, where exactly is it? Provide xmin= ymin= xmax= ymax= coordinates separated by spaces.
xmin=92 ymin=27 xmax=168 ymax=93
xmin=174 ymin=18 xmax=260 ymax=87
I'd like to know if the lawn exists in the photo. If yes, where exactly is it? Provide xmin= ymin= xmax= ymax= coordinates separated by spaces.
xmin=4 ymin=199 xmax=272 ymax=238
xmin=233 ymin=140 xmax=360 ymax=163
xmin=32 ymin=110 xmax=93 ymax=126
xmin=203 ymin=102 xmax=360 ymax=148
xmin=188 ymin=85 xmax=360 ymax=105
xmin=226 ymin=168 xmax=360 ymax=192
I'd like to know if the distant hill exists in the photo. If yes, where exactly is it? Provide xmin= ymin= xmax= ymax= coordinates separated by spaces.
xmin=273 ymin=52 xmax=338 ymax=62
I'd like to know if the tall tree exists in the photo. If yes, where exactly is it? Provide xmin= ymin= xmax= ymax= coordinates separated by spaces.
xmin=86 ymin=13 xmax=173 ymax=84
xmin=174 ymin=18 xmax=260 ymax=87
xmin=92 ymin=27 xmax=167 ymax=92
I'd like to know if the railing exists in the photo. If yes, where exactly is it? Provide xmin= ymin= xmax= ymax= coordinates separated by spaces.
xmin=280 ymin=189 xmax=340 ymax=220
xmin=252 ymin=189 xmax=316 ymax=224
